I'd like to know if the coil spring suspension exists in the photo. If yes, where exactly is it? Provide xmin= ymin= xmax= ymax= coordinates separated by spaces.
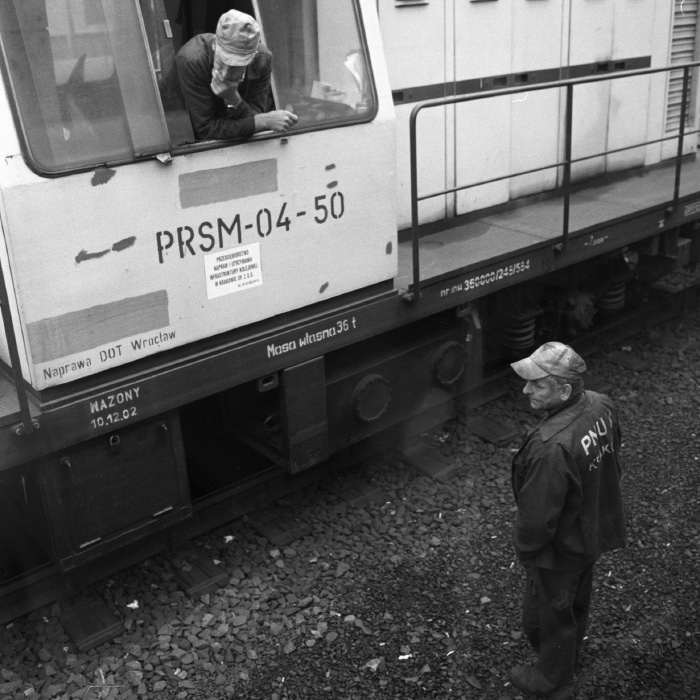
xmin=598 ymin=278 xmax=627 ymax=314
xmin=500 ymin=312 xmax=539 ymax=359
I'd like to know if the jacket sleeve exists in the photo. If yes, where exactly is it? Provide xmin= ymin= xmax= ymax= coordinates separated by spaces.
xmin=176 ymin=53 xmax=256 ymax=141
xmin=515 ymin=444 xmax=575 ymax=560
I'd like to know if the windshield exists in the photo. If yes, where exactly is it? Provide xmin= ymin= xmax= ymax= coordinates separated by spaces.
xmin=0 ymin=0 xmax=375 ymax=175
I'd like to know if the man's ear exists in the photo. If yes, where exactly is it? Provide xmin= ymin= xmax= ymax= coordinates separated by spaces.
xmin=561 ymin=383 xmax=573 ymax=401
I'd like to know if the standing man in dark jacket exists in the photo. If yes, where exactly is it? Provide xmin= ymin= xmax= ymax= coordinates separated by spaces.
xmin=508 ymin=342 xmax=627 ymax=699
xmin=174 ymin=9 xmax=297 ymax=141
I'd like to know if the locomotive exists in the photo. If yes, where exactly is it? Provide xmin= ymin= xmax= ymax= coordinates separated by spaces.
xmin=0 ymin=0 xmax=698 ymax=627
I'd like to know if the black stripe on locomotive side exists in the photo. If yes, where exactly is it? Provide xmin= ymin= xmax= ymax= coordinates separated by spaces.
xmin=391 ymin=56 xmax=652 ymax=105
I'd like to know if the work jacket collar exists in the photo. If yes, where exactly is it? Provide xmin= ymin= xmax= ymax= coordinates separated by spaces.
xmin=538 ymin=391 xmax=589 ymax=442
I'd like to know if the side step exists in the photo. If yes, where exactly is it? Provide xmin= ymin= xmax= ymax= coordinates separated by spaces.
xmin=58 ymin=592 xmax=124 ymax=653
xmin=400 ymin=439 xmax=464 ymax=483
xmin=173 ymin=557 xmax=230 ymax=598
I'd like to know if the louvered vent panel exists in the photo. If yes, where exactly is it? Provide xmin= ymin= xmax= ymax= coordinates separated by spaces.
xmin=666 ymin=0 xmax=698 ymax=132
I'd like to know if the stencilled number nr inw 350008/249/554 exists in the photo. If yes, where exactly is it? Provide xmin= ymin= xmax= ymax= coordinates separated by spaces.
xmin=441 ymin=259 xmax=532 ymax=298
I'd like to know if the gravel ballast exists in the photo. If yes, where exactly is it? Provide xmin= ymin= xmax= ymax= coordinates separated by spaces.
xmin=1 ymin=303 xmax=699 ymax=699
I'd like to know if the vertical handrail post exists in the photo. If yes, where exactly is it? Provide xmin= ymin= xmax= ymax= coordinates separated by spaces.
xmin=0 ymin=266 xmax=34 ymax=435
xmin=673 ymin=64 xmax=690 ymax=205
xmin=561 ymin=83 xmax=574 ymax=253
xmin=407 ymin=104 xmax=421 ymax=302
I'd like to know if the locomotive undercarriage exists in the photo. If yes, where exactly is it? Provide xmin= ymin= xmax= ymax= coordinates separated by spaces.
xmin=492 ymin=223 xmax=698 ymax=361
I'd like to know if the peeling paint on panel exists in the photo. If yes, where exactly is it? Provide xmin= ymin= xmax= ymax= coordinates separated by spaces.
xmin=75 ymin=248 xmax=110 ymax=263
xmin=179 ymin=159 xmax=278 ymax=209
xmin=91 ymin=168 xmax=116 ymax=186
xmin=112 ymin=236 xmax=136 ymax=252
xmin=75 ymin=237 xmax=137 ymax=263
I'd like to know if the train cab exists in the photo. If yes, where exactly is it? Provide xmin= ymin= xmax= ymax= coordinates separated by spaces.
xmin=0 ymin=0 xmax=400 ymax=623
xmin=0 ymin=0 xmax=396 ymax=392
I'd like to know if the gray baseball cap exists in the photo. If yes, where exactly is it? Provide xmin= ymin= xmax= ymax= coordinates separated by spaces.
xmin=511 ymin=341 xmax=586 ymax=380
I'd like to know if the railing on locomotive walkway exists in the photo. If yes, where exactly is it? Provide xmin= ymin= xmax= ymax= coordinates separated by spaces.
xmin=405 ymin=61 xmax=700 ymax=303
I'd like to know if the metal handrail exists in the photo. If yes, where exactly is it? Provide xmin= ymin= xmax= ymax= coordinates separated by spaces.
xmin=407 ymin=61 xmax=700 ymax=302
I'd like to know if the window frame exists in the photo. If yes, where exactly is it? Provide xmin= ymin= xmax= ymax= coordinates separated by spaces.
xmin=0 ymin=0 xmax=379 ymax=178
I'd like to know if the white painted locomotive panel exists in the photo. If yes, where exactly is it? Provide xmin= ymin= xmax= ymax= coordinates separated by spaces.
xmin=378 ymin=0 xmax=448 ymax=90
xmin=0 ymin=120 xmax=397 ymax=390
xmin=606 ymin=1 xmax=656 ymax=172
xmin=612 ymin=0 xmax=657 ymax=59
xmin=395 ymin=105 xmax=450 ymax=229
xmin=570 ymin=81 xmax=610 ymax=182
xmin=510 ymin=0 xmax=566 ymax=200
xmin=379 ymin=0 xmax=451 ymax=228
xmin=569 ymin=0 xmax=615 ymax=182
xmin=454 ymin=0 xmax=511 ymax=80
xmin=607 ymin=74 xmax=653 ymax=172
xmin=510 ymin=90 xmax=561 ymax=201
xmin=382 ymin=0 xmax=681 ymax=224
xmin=455 ymin=97 xmax=511 ymax=215
xmin=568 ymin=0 xmax=615 ymax=66
xmin=453 ymin=1 xmax=511 ymax=214
xmin=512 ymin=1 xmax=566 ymax=74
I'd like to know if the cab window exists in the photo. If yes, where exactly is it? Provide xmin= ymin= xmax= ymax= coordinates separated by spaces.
xmin=255 ymin=0 xmax=374 ymax=124
xmin=0 ymin=0 xmax=376 ymax=176
xmin=0 ymin=0 xmax=186 ymax=174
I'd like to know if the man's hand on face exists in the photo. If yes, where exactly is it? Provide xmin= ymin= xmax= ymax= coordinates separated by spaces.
xmin=211 ymin=59 xmax=246 ymax=107
xmin=210 ymin=71 xmax=239 ymax=105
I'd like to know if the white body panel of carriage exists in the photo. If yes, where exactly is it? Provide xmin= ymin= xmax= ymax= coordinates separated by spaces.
xmin=380 ymin=0 xmax=690 ymax=228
